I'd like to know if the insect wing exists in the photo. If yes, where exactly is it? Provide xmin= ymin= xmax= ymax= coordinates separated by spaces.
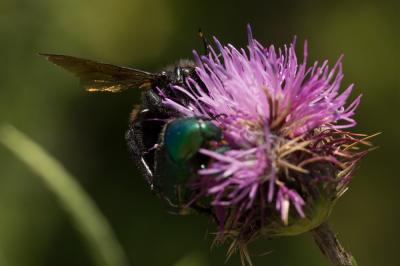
xmin=40 ymin=53 xmax=157 ymax=92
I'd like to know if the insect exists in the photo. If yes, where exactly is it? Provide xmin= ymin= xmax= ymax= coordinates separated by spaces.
xmin=40 ymin=52 xmax=223 ymax=214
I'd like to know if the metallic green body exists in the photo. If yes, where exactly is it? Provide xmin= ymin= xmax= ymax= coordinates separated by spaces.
xmin=153 ymin=117 xmax=222 ymax=212
xmin=164 ymin=118 xmax=222 ymax=163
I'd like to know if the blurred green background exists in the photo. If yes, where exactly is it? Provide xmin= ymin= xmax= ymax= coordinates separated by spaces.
xmin=0 ymin=0 xmax=399 ymax=265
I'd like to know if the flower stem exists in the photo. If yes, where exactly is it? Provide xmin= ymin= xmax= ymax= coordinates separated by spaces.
xmin=311 ymin=222 xmax=357 ymax=266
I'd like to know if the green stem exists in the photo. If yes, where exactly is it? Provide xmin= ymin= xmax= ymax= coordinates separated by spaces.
xmin=312 ymin=221 xmax=357 ymax=266
xmin=0 ymin=124 xmax=130 ymax=266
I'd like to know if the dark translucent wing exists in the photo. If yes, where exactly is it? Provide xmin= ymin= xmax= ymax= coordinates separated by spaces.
xmin=40 ymin=53 xmax=157 ymax=92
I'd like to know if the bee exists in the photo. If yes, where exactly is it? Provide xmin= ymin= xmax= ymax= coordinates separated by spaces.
xmin=40 ymin=51 xmax=222 ymax=215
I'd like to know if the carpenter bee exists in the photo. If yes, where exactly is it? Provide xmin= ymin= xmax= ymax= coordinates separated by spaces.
xmin=40 ymin=51 xmax=222 ymax=215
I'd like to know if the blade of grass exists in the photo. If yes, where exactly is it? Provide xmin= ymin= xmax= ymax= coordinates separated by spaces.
xmin=0 ymin=124 xmax=130 ymax=266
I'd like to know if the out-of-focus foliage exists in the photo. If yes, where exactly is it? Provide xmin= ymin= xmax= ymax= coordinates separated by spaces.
xmin=0 ymin=0 xmax=398 ymax=265
xmin=0 ymin=124 xmax=129 ymax=266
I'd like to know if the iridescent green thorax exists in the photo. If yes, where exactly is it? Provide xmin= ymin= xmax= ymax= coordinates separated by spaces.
xmin=153 ymin=117 xmax=222 ymax=213
xmin=164 ymin=117 xmax=222 ymax=163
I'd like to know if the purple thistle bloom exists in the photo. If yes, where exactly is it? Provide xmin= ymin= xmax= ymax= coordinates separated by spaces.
xmin=163 ymin=25 xmax=372 ymax=251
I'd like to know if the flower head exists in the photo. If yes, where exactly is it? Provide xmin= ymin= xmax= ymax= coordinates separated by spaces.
xmin=163 ymin=25 xmax=372 ymax=253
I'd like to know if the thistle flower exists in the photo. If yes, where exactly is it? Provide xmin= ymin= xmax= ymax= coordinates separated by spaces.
xmin=163 ymin=25 xmax=373 ymax=263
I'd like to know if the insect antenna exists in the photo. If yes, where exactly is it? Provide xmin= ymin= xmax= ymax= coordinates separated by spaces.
xmin=198 ymin=28 xmax=210 ymax=55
